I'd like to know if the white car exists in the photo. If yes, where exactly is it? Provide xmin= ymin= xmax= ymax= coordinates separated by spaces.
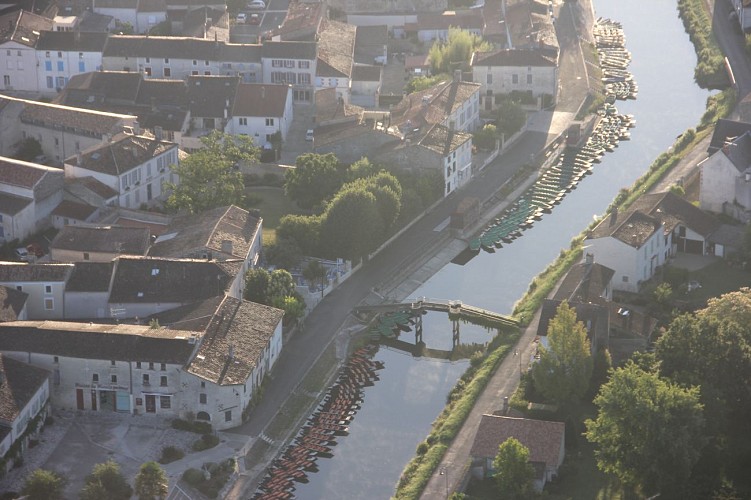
xmin=236 ymin=12 xmax=247 ymax=23
xmin=14 ymin=247 xmax=29 ymax=262
xmin=305 ymin=129 xmax=314 ymax=142
xmin=247 ymin=0 xmax=265 ymax=9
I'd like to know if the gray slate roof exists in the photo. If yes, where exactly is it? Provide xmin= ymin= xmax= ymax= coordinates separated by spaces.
xmin=67 ymin=133 xmax=176 ymax=176
xmin=36 ymin=31 xmax=109 ymax=52
xmin=0 ymin=263 xmax=74 ymax=283
xmin=0 ymin=355 xmax=49 ymax=424
xmin=51 ymin=225 xmax=151 ymax=255
xmin=66 ymin=262 xmax=114 ymax=292
xmin=0 ymin=286 xmax=28 ymax=322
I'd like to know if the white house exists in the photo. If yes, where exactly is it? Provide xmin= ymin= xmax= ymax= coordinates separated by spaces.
xmin=226 ymin=83 xmax=293 ymax=142
xmin=471 ymin=49 xmax=558 ymax=112
xmin=35 ymin=31 xmax=108 ymax=94
xmin=261 ymin=41 xmax=317 ymax=103
xmin=0 ymin=263 xmax=73 ymax=320
xmin=0 ymin=10 xmax=53 ymax=92
xmin=315 ymin=20 xmax=355 ymax=104
xmin=350 ymin=65 xmax=381 ymax=108
xmin=470 ymin=415 xmax=565 ymax=492
xmin=403 ymin=12 xmax=484 ymax=43
xmin=0 ymin=157 xmax=64 ymax=243
xmin=700 ymin=130 xmax=751 ymax=222
xmin=63 ymin=132 xmax=179 ymax=209
xmin=0 ymin=354 xmax=50 ymax=468
xmin=63 ymin=261 xmax=114 ymax=319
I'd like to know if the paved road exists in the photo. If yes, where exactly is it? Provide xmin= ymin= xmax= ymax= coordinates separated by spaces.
xmin=714 ymin=0 xmax=751 ymax=100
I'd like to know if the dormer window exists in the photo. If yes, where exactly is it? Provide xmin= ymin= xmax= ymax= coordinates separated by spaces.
xmin=164 ymin=58 xmax=169 ymax=64
xmin=137 ymin=292 xmax=144 ymax=298
xmin=151 ymin=268 xmax=159 ymax=276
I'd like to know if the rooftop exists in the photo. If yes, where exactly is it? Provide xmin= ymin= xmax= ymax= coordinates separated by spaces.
xmin=0 ymin=10 xmax=53 ymax=48
xmin=50 ymin=200 xmax=99 ymax=222
xmin=0 ymin=286 xmax=28 ymax=322
xmin=65 ymin=262 xmax=114 ymax=292
xmin=276 ymin=0 xmax=324 ymax=41
xmin=0 ymin=192 xmax=33 ymax=216
xmin=187 ymin=75 xmax=240 ymax=118
xmin=553 ymin=260 xmax=614 ymax=304
xmin=67 ymin=133 xmax=176 ymax=176
xmin=472 ymin=49 xmax=557 ymax=67
xmin=470 ymin=414 xmax=565 ymax=467
xmin=36 ymin=31 xmax=109 ymax=52
xmin=0 ymin=263 xmax=74 ymax=283
xmin=261 ymin=40 xmax=317 ymax=61
xmin=316 ymin=19 xmax=356 ymax=78
xmin=231 ymin=84 xmax=290 ymax=118
xmin=418 ymin=123 xmax=472 ymax=156
xmin=390 ymin=79 xmax=480 ymax=132
xmin=0 ymin=156 xmax=62 ymax=190
xmin=50 ymin=225 xmax=151 ymax=255
xmin=0 ymin=355 xmax=50 ymax=424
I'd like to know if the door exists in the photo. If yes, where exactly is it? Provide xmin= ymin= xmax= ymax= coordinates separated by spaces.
xmin=76 ymin=389 xmax=84 ymax=410
xmin=145 ymin=394 xmax=156 ymax=413
xmin=91 ymin=390 xmax=98 ymax=411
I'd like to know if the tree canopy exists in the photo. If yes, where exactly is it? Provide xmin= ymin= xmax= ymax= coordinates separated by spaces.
xmin=496 ymin=98 xmax=527 ymax=138
xmin=22 ymin=469 xmax=67 ymax=500
xmin=585 ymin=361 xmax=706 ymax=497
xmin=244 ymin=268 xmax=306 ymax=324
xmin=320 ymin=187 xmax=383 ymax=260
xmin=428 ymin=28 xmax=491 ymax=74
xmin=284 ymin=153 xmax=347 ymax=210
xmin=134 ymin=461 xmax=168 ymax=500
xmin=81 ymin=460 xmax=133 ymax=500
xmin=531 ymin=301 xmax=593 ymax=405
xmin=166 ymin=131 xmax=258 ymax=214
xmin=493 ymin=438 xmax=536 ymax=499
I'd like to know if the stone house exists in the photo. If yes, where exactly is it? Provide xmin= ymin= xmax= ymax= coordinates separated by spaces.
xmin=49 ymin=225 xmax=151 ymax=262
xmin=700 ymin=124 xmax=751 ymax=222
xmin=225 ymin=83 xmax=294 ymax=143
xmin=0 ymin=263 xmax=73 ymax=320
xmin=35 ymin=31 xmax=108 ymax=94
xmin=261 ymin=41 xmax=317 ymax=103
xmin=0 ymin=10 xmax=53 ymax=92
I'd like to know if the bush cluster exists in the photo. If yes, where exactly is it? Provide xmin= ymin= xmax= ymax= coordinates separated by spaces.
xmin=171 ymin=418 xmax=212 ymax=435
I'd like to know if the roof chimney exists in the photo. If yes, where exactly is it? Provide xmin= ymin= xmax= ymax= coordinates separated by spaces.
xmin=154 ymin=126 xmax=163 ymax=141
xmin=133 ymin=121 xmax=141 ymax=136
xmin=453 ymin=69 xmax=462 ymax=83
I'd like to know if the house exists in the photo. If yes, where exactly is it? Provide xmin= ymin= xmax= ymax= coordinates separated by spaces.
xmin=0 ymin=263 xmax=73 ymax=320
xmin=350 ymin=65 xmax=381 ymax=108
xmin=63 ymin=176 xmax=120 ymax=208
xmin=0 ymin=94 xmax=138 ymax=164
xmin=261 ymin=41 xmax=317 ymax=103
xmin=312 ymin=120 xmax=399 ymax=164
xmin=50 ymin=199 xmax=100 ymax=229
xmin=0 ymin=354 xmax=50 ymax=469
xmin=93 ymin=0 xmax=167 ymax=33
xmin=63 ymin=131 xmax=180 ymax=209
xmin=471 ymin=49 xmax=558 ymax=112
xmin=184 ymin=74 xmax=239 ymax=150
xmin=377 ymin=123 xmax=473 ymax=196
xmin=728 ymin=0 xmax=751 ymax=33
xmin=35 ymin=31 xmax=108 ymax=94
xmin=405 ymin=54 xmax=431 ymax=77
xmin=495 ymin=0 xmax=558 ymax=58
xmin=353 ymin=25 xmax=388 ymax=66
xmin=389 ymin=76 xmax=481 ymax=134
xmin=0 ymin=10 xmax=53 ymax=92
xmin=0 ymin=286 xmax=28 ymax=322
xmin=148 ymin=205 xmax=262 ymax=295
xmin=50 ymin=225 xmax=151 ymax=262
xmin=0 ymin=157 xmax=64 ymax=243
xmin=315 ymin=20 xmax=356 ymax=104
xmin=585 ymin=192 xmax=721 ymax=292
xmin=62 ymin=261 xmax=114 ymax=319
xmin=403 ymin=11 xmax=484 ymax=43
xmin=273 ymin=1 xmax=325 ymax=42
xmin=329 ymin=0 xmax=445 ymax=15
xmin=314 ymin=87 xmax=363 ymax=127
xmin=470 ymin=415 xmax=565 ymax=492
xmin=700 ymin=127 xmax=751 ymax=222
xmin=179 ymin=7 xmax=229 ymax=42
xmin=226 ymin=83 xmax=293 ymax=142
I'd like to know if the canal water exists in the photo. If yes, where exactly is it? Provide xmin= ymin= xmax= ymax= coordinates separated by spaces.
xmin=292 ymin=0 xmax=715 ymax=498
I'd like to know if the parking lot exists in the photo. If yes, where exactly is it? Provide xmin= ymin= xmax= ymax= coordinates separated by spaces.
xmin=230 ymin=0 xmax=290 ymax=43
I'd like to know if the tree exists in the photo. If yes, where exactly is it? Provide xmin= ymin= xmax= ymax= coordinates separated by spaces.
xmin=585 ymin=361 xmax=706 ymax=497
xmin=277 ymin=214 xmax=322 ymax=257
xmin=81 ymin=460 xmax=133 ymax=500
xmin=303 ymin=260 xmax=329 ymax=296
xmin=264 ymin=239 xmax=302 ymax=270
xmin=244 ymin=267 xmax=270 ymax=304
xmin=473 ymin=124 xmax=499 ymax=150
xmin=530 ymin=301 xmax=593 ymax=405
xmin=428 ymin=28 xmax=492 ymax=74
xmin=493 ymin=438 xmax=535 ymax=499
xmin=267 ymin=269 xmax=297 ymax=299
xmin=14 ymin=137 xmax=42 ymax=161
xmin=320 ymin=186 xmax=383 ymax=261
xmin=284 ymin=153 xmax=346 ymax=210
xmin=134 ymin=461 xmax=168 ymax=500
xmin=347 ymin=157 xmax=378 ymax=182
xmin=496 ymin=98 xmax=527 ymax=138
xmin=405 ymin=73 xmax=450 ymax=94
xmin=271 ymin=295 xmax=306 ymax=325
xmin=166 ymin=131 xmax=258 ymax=213
xmin=22 ymin=469 xmax=67 ymax=500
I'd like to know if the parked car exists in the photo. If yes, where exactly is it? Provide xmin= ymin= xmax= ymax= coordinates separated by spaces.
xmin=236 ymin=12 xmax=247 ymax=23
xmin=247 ymin=0 xmax=265 ymax=9
xmin=14 ymin=247 xmax=29 ymax=262
xmin=249 ymin=13 xmax=261 ymax=24
xmin=305 ymin=129 xmax=314 ymax=142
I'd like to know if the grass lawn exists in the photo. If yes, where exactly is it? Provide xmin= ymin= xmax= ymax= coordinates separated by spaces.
xmin=244 ymin=186 xmax=306 ymax=245
xmin=686 ymin=260 xmax=751 ymax=302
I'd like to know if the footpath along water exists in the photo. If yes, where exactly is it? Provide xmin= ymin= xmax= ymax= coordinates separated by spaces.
xmin=275 ymin=0 xmax=715 ymax=498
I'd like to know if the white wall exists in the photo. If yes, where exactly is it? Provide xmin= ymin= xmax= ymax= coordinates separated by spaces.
xmin=472 ymin=64 xmax=558 ymax=111
xmin=1 ymin=42 xmax=41 ymax=92
xmin=64 ymin=291 xmax=110 ymax=319
xmin=700 ymin=153 xmax=739 ymax=214
xmin=0 ymin=281 xmax=65 ymax=320
xmin=36 ymin=49 xmax=103 ymax=94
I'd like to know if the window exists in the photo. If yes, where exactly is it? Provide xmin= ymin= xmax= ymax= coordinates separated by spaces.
xmin=45 ymin=51 xmax=50 ymax=58
xmin=622 ymin=275 xmax=629 ymax=282
xmin=265 ymin=118 xmax=274 ymax=126
xmin=143 ymin=374 xmax=150 ymax=385
xmin=205 ymin=60 xmax=209 ymax=66
xmin=163 ymin=67 xmax=170 ymax=77
xmin=79 ymin=52 xmax=83 ymax=60
xmin=111 ymin=360 xmax=116 ymax=366
xmin=486 ymin=73 xmax=492 ymax=84
xmin=192 ymin=60 xmax=197 ymax=65
xmin=225 ymin=410 xmax=232 ymax=422
xmin=160 ymin=396 xmax=171 ymax=409
xmin=44 ymin=60 xmax=52 ymax=71
xmin=144 ymin=67 xmax=152 ymax=77
xmin=53 ymin=356 xmax=58 ymax=363
xmin=146 ymin=57 xmax=151 ymax=63
xmin=45 ymin=285 xmax=52 ymax=294
xmin=111 ymin=374 xmax=117 ymax=383
xmin=92 ymin=373 xmax=99 ymax=382
xmin=160 ymin=376 xmax=167 ymax=386
xmin=136 ymin=361 xmax=142 ymax=369
xmin=200 ymin=381 xmax=206 ymax=389
xmin=44 ymin=298 xmax=54 ymax=310
xmin=271 ymin=59 xmax=283 ymax=68
xmin=149 ymin=362 xmax=155 ymax=370
xmin=298 ymin=73 xmax=311 ymax=85
xmin=192 ymin=70 xmax=199 ymax=76
xmin=199 ymin=393 xmax=207 ymax=404
xmin=527 ymin=74 xmax=532 ymax=84
xmin=57 ymin=61 xmax=64 ymax=71
xmin=512 ymin=74 xmax=518 ymax=84
xmin=204 ymin=71 xmax=211 ymax=76
xmin=161 ymin=363 xmax=166 ymax=371
xmin=239 ymin=117 xmax=247 ymax=125
xmin=15 ymin=286 xmax=22 ymax=292
xmin=79 ymin=61 xmax=85 ymax=72
xmin=57 ymin=51 xmax=62 ymax=58
xmin=46 ymin=76 xmax=53 ymax=88
xmin=298 ymin=61 xmax=309 ymax=69
xmin=164 ymin=58 xmax=169 ymax=64
xmin=83 ymin=252 xmax=90 ymax=260
xmin=284 ymin=60 xmax=294 ymax=68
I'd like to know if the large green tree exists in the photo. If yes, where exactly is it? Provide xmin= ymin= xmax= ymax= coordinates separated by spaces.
xmin=166 ymin=131 xmax=258 ymax=213
xmin=496 ymin=98 xmax=527 ymax=138
xmin=277 ymin=214 xmax=322 ymax=257
xmin=585 ymin=361 xmax=706 ymax=498
xmin=428 ymin=28 xmax=491 ymax=74
xmin=244 ymin=267 xmax=271 ymax=304
xmin=493 ymin=438 xmax=535 ymax=499
xmin=22 ymin=469 xmax=67 ymax=500
xmin=303 ymin=260 xmax=329 ymax=296
xmin=134 ymin=461 xmax=168 ymax=500
xmin=80 ymin=460 xmax=133 ymax=500
xmin=284 ymin=153 xmax=347 ymax=210
xmin=320 ymin=187 xmax=383 ymax=261
xmin=531 ymin=301 xmax=593 ymax=405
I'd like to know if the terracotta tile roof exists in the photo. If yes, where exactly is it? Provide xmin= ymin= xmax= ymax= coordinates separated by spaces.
xmin=472 ymin=49 xmax=557 ymax=67
xmin=0 ymin=157 xmax=60 ymax=189
xmin=148 ymin=295 xmax=225 ymax=332
xmin=108 ymin=256 xmax=234 ymax=304
xmin=187 ymin=75 xmax=240 ymax=118
xmin=62 ymin=71 xmax=144 ymax=104
xmin=14 ymin=96 xmax=135 ymax=137
xmin=0 ymin=263 xmax=74 ymax=283
xmin=470 ymin=415 xmax=565 ymax=467
xmin=390 ymin=79 xmax=480 ymax=132
xmin=418 ymin=123 xmax=472 ymax=156
xmin=50 ymin=225 xmax=151 ymax=255
xmin=276 ymin=1 xmax=324 ymax=40
xmin=187 ymin=295 xmax=283 ymax=385
xmin=0 ymin=355 xmax=49 ymax=424
xmin=67 ymin=176 xmax=119 ymax=201
xmin=231 ymin=83 xmax=290 ymax=118
xmin=315 ymin=87 xmax=363 ymax=124
xmin=0 ymin=321 xmax=196 ymax=364
xmin=553 ymin=261 xmax=614 ymax=304
xmin=261 ymin=41 xmax=317 ymax=61
xmin=315 ymin=19 xmax=356 ymax=78
xmin=65 ymin=262 xmax=114 ymax=292
xmin=0 ymin=192 xmax=33 ymax=216
xmin=36 ymin=31 xmax=109 ymax=52
xmin=0 ymin=286 xmax=28 ymax=322
xmin=50 ymin=200 xmax=99 ymax=221
xmin=536 ymin=298 xmax=608 ymax=349
xmin=354 ymin=25 xmax=387 ymax=64
xmin=351 ymin=65 xmax=381 ymax=82
xmin=68 ymin=133 xmax=176 ymax=176
xmin=0 ymin=10 xmax=53 ymax=48
xmin=104 ymin=35 xmax=221 ymax=59
xmin=148 ymin=205 xmax=261 ymax=260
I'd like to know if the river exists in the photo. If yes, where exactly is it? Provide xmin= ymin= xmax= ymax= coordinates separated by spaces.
xmin=289 ymin=0 xmax=714 ymax=498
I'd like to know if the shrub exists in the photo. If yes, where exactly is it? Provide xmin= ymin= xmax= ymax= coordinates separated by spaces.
xmin=192 ymin=434 xmax=220 ymax=452
xmin=159 ymin=446 xmax=185 ymax=464
xmin=171 ymin=418 xmax=212 ymax=435
xmin=182 ymin=468 xmax=204 ymax=486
